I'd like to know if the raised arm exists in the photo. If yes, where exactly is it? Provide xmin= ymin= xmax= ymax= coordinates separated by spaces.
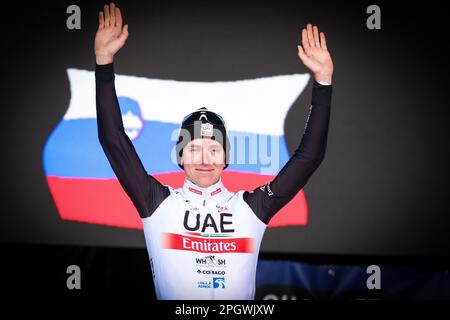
xmin=244 ymin=24 xmax=333 ymax=224
xmin=95 ymin=3 xmax=169 ymax=218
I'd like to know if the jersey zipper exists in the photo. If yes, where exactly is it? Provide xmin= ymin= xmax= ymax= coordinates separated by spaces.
xmin=202 ymin=197 xmax=214 ymax=300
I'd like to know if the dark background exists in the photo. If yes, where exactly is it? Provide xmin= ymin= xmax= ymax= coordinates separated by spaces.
xmin=1 ymin=0 xmax=449 ymax=258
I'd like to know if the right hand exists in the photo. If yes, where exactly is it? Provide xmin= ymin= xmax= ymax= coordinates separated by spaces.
xmin=297 ymin=24 xmax=333 ymax=84
xmin=94 ymin=2 xmax=129 ymax=65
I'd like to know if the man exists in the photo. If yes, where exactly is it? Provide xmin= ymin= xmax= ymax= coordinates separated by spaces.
xmin=95 ymin=3 xmax=333 ymax=299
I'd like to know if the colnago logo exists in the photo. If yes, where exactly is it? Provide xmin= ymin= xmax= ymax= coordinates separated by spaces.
xmin=196 ymin=255 xmax=226 ymax=267
xmin=196 ymin=269 xmax=226 ymax=275
xmin=43 ymin=68 xmax=311 ymax=229
xmin=162 ymin=232 xmax=254 ymax=253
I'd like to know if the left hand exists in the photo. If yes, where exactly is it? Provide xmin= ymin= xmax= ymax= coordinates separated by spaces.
xmin=297 ymin=24 xmax=334 ymax=84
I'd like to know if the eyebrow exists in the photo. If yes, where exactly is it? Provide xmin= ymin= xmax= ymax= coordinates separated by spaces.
xmin=188 ymin=144 xmax=221 ymax=150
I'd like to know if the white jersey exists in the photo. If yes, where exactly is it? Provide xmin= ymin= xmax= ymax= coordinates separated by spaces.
xmin=141 ymin=179 xmax=267 ymax=300
xmin=96 ymin=62 xmax=332 ymax=300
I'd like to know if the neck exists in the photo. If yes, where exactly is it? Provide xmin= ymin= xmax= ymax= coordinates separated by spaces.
xmin=183 ymin=178 xmax=225 ymax=200
xmin=187 ymin=178 xmax=220 ymax=189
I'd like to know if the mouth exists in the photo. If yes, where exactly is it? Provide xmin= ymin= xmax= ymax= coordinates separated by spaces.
xmin=195 ymin=168 xmax=214 ymax=174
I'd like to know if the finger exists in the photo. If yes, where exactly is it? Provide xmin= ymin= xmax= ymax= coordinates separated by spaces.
xmin=302 ymin=28 xmax=312 ymax=56
xmin=109 ymin=3 xmax=116 ymax=26
xmin=99 ymin=11 xmax=104 ymax=29
xmin=115 ymin=6 xmax=123 ymax=28
xmin=104 ymin=4 xmax=110 ymax=27
xmin=297 ymin=45 xmax=308 ymax=62
xmin=320 ymin=32 xmax=328 ymax=50
xmin=118 ymin=24 xmax=129 ymax=44
xmin=307 ymin=23 xmax=315 ymax=48
xmin=313 ymin=26 xmax=321 ymax=48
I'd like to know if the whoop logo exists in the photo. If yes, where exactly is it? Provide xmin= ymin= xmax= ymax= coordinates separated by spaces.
xmin=162 ymin=232 xmax=254 ymax=253
xmin=43 ymin=68 xmax=311 ymax=229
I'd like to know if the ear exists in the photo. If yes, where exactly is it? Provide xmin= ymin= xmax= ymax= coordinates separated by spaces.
xmin=179 ymin=147 xmax=185 ymax=166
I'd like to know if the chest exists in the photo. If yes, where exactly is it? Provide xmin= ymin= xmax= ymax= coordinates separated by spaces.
xmin=151 ymin=194 xmax=258 ymax=237
xmin=182 ymin=201 xmax=235 ymax=234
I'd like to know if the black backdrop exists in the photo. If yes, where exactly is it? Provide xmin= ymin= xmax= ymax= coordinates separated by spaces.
xmin=1 ymin=0 xmax=449 ymax=257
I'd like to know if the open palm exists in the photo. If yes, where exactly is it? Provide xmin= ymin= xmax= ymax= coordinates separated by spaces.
xmin=94 ymin=3 xmax=128 ymax=64
xmin=297 ymin=24 xmax=333 ymax=83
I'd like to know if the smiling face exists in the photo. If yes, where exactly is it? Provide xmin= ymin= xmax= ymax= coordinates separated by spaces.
xmin=181 ymin=138 xmax=226 ymax=188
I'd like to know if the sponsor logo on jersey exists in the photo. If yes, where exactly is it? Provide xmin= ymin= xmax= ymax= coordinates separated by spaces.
xmin=162 ymin=232 xmax=254 ymax=253
xmin=197 ymin=278 xmax=225 ymax=289
xmin=196 ymin=269 xmax=226 ymax=275
xmin=184 ymin=211 xmax=235 ymax=233
xmin=197 ymin=281 xmax=211 ymax=289
xmin=215 ymin=204 xmax=230 ymax=213
xmin=196 ymin=255 xmax=226 ymax=267
xmin=188 ymin=187 xmax=202 ymax=195
xmin=260 ymin=183 xmax=274 ymax=196
xmin=210 ymin=188 xmax=222 ymax=196
xmin=213 ymin=277 xmax=226 ymax=289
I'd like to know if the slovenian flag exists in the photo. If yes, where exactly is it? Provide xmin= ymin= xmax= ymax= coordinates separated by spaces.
xmin=43 ymin=68 xmax=311 ymax=229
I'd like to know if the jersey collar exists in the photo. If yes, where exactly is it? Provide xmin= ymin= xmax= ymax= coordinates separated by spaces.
xmin=182 ymin=178 xmax=225 ymax=202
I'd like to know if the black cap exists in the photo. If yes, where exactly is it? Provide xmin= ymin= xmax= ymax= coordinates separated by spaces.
xmin=176 ymin=107 xmax=230 ymax=169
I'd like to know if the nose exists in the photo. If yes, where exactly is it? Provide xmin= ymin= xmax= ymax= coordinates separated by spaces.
xmin=202 ymin=149 xmax=213 ymax=165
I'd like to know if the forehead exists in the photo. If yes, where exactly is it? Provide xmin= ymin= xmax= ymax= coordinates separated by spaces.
xmin=186 ymin=138 xmax=222 ymax=148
